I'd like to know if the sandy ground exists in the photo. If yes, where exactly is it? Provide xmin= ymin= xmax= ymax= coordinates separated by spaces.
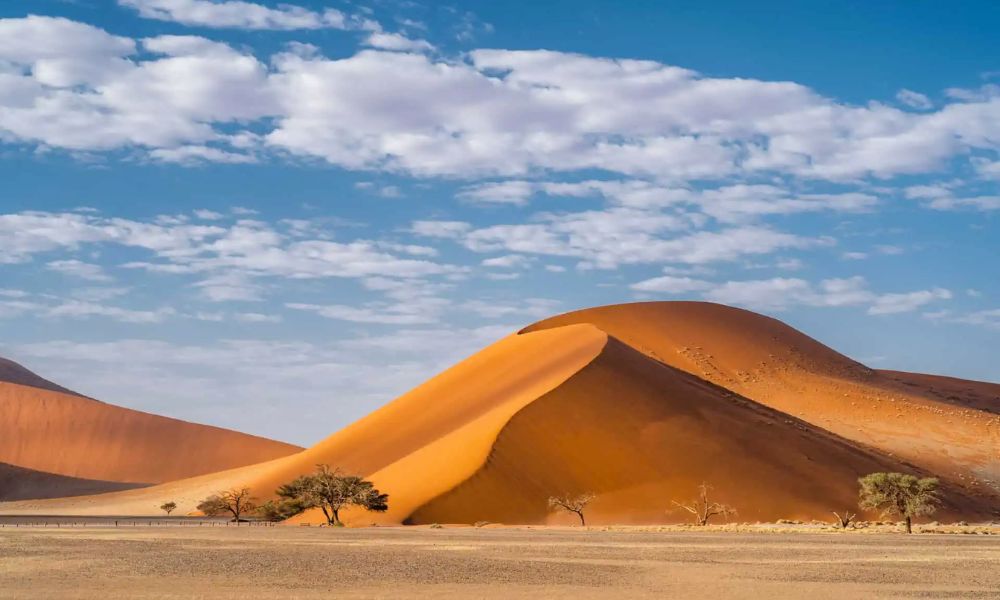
xmin=3 ymin=525 xmax=1000 ymax=599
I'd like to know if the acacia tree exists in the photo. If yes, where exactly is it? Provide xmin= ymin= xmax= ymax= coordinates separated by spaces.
xmin=858 ymin=472 xmax=940 ymax=534
xmin=197 ymin=487 xmax=257 ymax=523
xmin=671 ymin=482 xmax=736 ymax=526
xmin=548 ymin=493 xmax=596 ymax=526
xmin=276 ymin=465 xmax=389 ymax=526
xmin=160 ymin=501 xmax=177 ymax=516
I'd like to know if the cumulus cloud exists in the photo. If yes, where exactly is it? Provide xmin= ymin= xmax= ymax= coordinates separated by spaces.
xmin=117 ymin=0 xmax=364 ymax=31
xmin=0 ymin=292 xmax=174 ymax=324
xmin=447 ymin=207 xmax=825 ymax=269
xmin=46 ymin=259 xmax=113 ymax=282
xmin=364 ymin=32 xmax=434 ymax=53
xmin=896 ymin=89 xmax=933 ymax=110
xmin=0 ymin=210 xmax=461 ymax=308
xmin=904 ymin=184 xmax=1000 ymax=211
xmin=2 ymin=16 xmax=998 ymax=184
xmin=925 ymin=308 xmax=1000 ymax=331
xmin=631 ymin=274 xmax=952 ymax=315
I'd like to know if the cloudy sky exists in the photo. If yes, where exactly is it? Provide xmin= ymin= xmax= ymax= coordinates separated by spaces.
xmin=1 ymin=0 xmax=997 ymax=445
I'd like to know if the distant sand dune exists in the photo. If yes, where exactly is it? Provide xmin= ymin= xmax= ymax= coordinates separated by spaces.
xmin=3 ymin=302 xmax=997 ymax=523
xmin=0 ymin=360 xmax=302 ymax=490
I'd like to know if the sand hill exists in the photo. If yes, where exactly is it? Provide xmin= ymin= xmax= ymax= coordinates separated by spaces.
xmin=2 ymin=302 xmax=997 ymax=524
xmin=0 ymin=358 xmax=302 ymax=488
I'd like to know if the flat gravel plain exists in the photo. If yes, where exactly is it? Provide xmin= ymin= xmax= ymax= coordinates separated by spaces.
xmin=2 ymin=525 xmax=1000 ymax=599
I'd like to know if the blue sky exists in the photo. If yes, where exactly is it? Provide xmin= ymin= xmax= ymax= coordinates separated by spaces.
xmin=0 ymin=0 xmax=997 ymax=445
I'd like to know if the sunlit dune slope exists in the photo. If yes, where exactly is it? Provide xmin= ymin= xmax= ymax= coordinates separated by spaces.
xmin=0 ymin=364 xmax=303 ymax=485
xmin=0 ymin=462 xmax=147 ymax=502
xmin=5 ymin=312 xmax=995 ymax=523
xmin=524 ymin=302 xmax=1000 ymax=496
xmin=0 ymin=324 xmax=608 ymax=517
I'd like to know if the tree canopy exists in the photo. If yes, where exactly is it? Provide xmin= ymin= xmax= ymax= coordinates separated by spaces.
xmin=197 ymin=487 xmax=256 ymax=522
xmin=272 ymin=465 xmax=389 ymax=526
xmin=858 ymin=472 xmax=940 ymax=533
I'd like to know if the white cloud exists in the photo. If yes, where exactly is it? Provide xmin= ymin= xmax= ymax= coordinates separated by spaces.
xmin=364 ymin=32 xmax=434 ymax=53
xmin=631 ymin=275 xmax=713 ymax=294
xmin=896 ymin=89 xmax=933 ymax=110
xmin=868 ymin=288 xmax=952 ymax=315
xmin=459 ymin=298 xmax=561 ymax=319
xmin=44 ymin=300 xmax=176 ymax=323
xmin=0 ymin=292 xmax=175 ymax=323
xmin=481 ymin=254 xmax=533 ymax=268
xmin=458 ymin=208 xmax=824 ymax=269
xmin=149 ymin=145 xmax=256 ymax=164
xmin=632 ymin=274 xmax=952 ymax=315
xmin=286 ymin=302 xmax=442 ymax=325
xmin=233 ymin=311 xmax=282 ymax=323
xmin=411 ymin=220 xmax=472 ymax=238
xmin=193 ymin=209 xmax=224 ymax=220
xmin=973 ymin=158 xmax=1000 ymax=180
xmin=1 ymin=210 xmax=461 ymax=308
xmin=2 ymin=17 xmax=998 ymax=184
xmin=118 ymin=0 xmax=359 ymax=31
xmin=46 ymin=259 xmax=113 ymax=282
xmin=925 ymin=308 xmax=1000 ymax=331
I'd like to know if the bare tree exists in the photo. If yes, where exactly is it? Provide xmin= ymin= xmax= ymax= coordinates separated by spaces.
xmin=670 ymin=482 xmax=736 ymax=526
xmin=160 ymin=501 xmax=177 ymax=516
xmin=858 ymin=472 xmax=940 ymax=534
xmin=548 ymin=493 xmax=596 ymax=526
xmin=197 ymin=487 xmax=257 ymax=523
xmin=831 ymin=509 xmax=856 ymax=529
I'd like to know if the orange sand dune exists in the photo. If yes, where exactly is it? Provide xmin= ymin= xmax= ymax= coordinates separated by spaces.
xmin=0 ymin=358 xmax=302 ymax=486
xmin=5 ymin=306 xmax=996 ymax=524
xmin=0 ymin=462 xmax=147 ymax=502
xmin=525 ymin=302 xmax=1000 ymax=497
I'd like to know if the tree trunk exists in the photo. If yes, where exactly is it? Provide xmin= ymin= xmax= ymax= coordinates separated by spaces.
xmin=576 ymin=511 xmax=585 ymax=526
xmin=905 ymin=516 xmax=912 ymax=534
xmin=332 ymin=508 xmax=342 ymax=526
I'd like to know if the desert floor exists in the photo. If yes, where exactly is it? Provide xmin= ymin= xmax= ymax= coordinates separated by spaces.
xmin=3 ymin=525 xmax=1000 ymax=599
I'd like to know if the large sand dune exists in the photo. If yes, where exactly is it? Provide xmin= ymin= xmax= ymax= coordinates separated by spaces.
xmin=4 ymin=303 xmax=997 ymax=524
xmin=525 ymin=302 xmax=1000 ymax=500
xmin=0 ymin=359 xmax=302 ymax=487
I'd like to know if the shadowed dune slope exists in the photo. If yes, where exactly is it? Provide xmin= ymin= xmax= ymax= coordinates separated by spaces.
xmin=0 ymin=356 xmax=85 ymax=398
xmin=0 ymin=379 xmax=302 ymax=485
xmin=410 ymin=337 xmax=995 ymax=524
xmin=4 ymin=314 xmax=996 ymax=523
xmin=524 ymin=302 xmax=1000 ymax=495
xmin=0 ymin=462 xmax=147 ymax=501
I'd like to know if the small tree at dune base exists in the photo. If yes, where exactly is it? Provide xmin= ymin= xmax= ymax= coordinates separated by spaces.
xmin=671 ymin=482 xmax=736 ymax=526
xmin=197 ymin=487 xmax=256 ymax=524
xmin=160 ymin=501 xmax=177 ymax=516
xmin=548 ymin=493 xmax=596 ymax=526
xmin=274 ymin=465 xmax=389 ymax=526
xmin=858 ymin=472 xmax=940 ymax=534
